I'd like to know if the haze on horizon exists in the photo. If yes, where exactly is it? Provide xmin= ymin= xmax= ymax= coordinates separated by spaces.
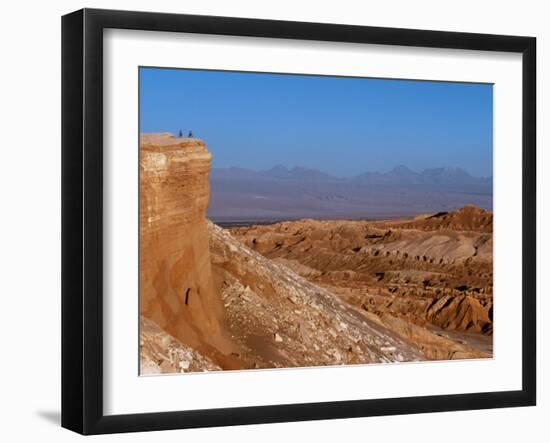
xmin=139 ymin=67 xmax=493 ymax=178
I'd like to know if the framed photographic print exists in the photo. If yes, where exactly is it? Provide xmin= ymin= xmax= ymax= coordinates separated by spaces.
xmin=61 ymin=8 xmax=536 ymax=435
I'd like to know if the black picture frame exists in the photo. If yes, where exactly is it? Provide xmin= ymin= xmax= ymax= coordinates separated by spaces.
xmin=61 ymin=8 xmax=536 ymax=435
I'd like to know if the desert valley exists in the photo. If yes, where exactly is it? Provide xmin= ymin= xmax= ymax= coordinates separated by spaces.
xmin=139 ymin=133 xmax=493 ymax=374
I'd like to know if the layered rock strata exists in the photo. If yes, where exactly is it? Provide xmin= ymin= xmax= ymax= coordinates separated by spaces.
xmin=140 ymin=133 xmax=233 ymax=361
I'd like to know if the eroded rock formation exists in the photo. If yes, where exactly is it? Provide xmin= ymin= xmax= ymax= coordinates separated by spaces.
xmin=139 ymin=133 xmax=491 ymax=374
xmin=229 ymin=208 xmax=493 ymax=355
xmin=140 ymin=134 xmax=234 ymax=360
xmin=390 ymin=205 xmax=493 ymax=233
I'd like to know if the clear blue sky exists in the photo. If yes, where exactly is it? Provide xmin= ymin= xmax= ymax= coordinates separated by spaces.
xmin=140 ymin=67 xmax=493 ymax=177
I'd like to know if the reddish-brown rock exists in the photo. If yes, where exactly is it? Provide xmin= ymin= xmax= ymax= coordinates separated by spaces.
xmin=140 ymin=133 xmax=233 ymax=358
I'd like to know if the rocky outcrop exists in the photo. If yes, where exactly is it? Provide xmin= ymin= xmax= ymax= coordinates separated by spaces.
xmin=392 ymin=205 xmax=493 ymax=233
xmin=140 ymin=134 xmax=234 ymax=360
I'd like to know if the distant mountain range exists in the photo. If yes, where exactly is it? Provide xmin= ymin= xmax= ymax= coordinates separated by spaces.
xmin=208 ymin=164 xmax=493 ymax=222
xmin=212 ymin=164 xmax=492 ymax=188
xmin=262 ymin=165 xmax=342 ymax=182
xmin=211 ymin=164 xmax=342 ymax=182
xmin=352 ymin=165 xmax=492 ymax=188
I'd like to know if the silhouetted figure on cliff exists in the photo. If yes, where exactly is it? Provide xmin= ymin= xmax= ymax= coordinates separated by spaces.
xmin=188 ymin=130 xmax=193 ymax=138
xmin=178 ymin=129 xmax=183 ymax=138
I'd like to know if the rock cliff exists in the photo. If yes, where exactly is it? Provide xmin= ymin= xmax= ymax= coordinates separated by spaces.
xmin=140 ymin=133 xmax=234 ymax=360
